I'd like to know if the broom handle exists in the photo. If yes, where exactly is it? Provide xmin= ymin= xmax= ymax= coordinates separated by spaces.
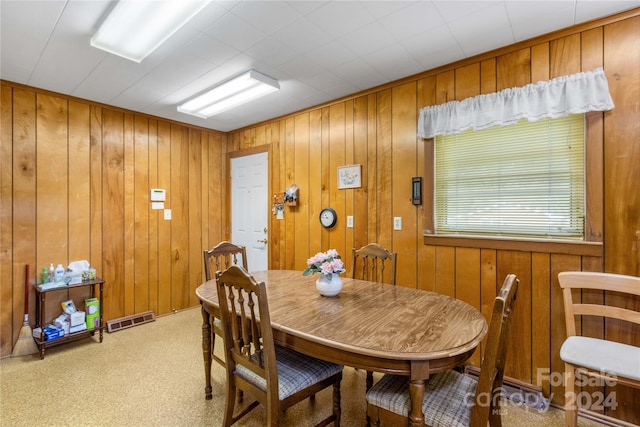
xmin=24 ymin=264 xmax=29 ymax=320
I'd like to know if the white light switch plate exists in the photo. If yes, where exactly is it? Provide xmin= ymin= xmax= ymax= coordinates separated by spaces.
xmin=347 ymin=216 xmax=354 ymax=228
xmin=393 ymin=217 xmax=402 ymax=230
xmin=164 ymin=209 xmax=172 ymax=220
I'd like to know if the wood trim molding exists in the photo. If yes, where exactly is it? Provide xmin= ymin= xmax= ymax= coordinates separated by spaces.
xmin=423 ymin=233 xmax=603 ymax=257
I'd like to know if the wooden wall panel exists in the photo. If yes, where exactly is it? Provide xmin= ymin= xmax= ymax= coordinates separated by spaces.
xmin=0 ymin=86 xmax=13 ymax=354
xmin=284 ymin=117 xmax=295 ymax=269
xmin=188 ymin=129 xmax=202 ymax=306
xmin=328 ymin=103 xmax=346 ymax=258
xmin=156 ymin=122 xmax=172 ymax=316
xmin=498 ymin=250 xmax=532 ymax=383
xmin=455 ymin=247 xmax=481 ymax=366
xmin=170 ymin=125 xmax=190 ymax=311
xmin=68 ymin=101 xmax=91 ymax=262
xmin=497 ymin=48 xmax=531 ymax=89
xmin=294 ymin=113 xmax=310 ymax=271
xmin=13 ymin=90 xmax=37 ymax=336
xmin=479 ymin=249 xmax=497 ymax=359
xmin=530 ymin=43 xmax=550 ymax=83
xmin=148 ymin=120 xmax=159 ymax=313
xmin=531 ymin=253 xmax=551 ymax=397
xmin=604 ymin=16 xmax=640 ymax=277
xmin=603 ymin=16 xmax=640 ymax=423
xmin=366 ymin=95 xmax=377 ymax=245
xmin=272 ymin=121 xmax=284 ymax=269
xmin=89 ymin=106 xmax=103 ymax=279
xmin=101 ymin=109 xmax=125 ymax=320
xmin=391 ymin=82 xmax=418 ymax=287
xmin=308 ymin=112 xmax=323 ymax=259
xmin=352 ymin=97 xmax=368 ymax=253
xmin=416 ymin=77 xmax=436 ymax=293
xmin=344 ymin=100 xmax=354 ymax=272
xmin=123 ymin=113 xmax=135 ymax=316
xmin=435 ymin=246 xmax=455 ymax=297
xmin=133 ymin=116 xmax=150 ymax=313
xmin=375 ymin=90 xmax=392 ymax=254
xmin=454 ymin=63 xmax=480 ymax=100
xmin=550 ymin=33 xmax=581 ymax=77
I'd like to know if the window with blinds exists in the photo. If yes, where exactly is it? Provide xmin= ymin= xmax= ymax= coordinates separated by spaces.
xmin=434 ymin=114 xmax=585 ymax=240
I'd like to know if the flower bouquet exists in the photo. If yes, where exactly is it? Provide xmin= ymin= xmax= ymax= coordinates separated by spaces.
xmin=303 ymin=249 xmax=346 ymax=279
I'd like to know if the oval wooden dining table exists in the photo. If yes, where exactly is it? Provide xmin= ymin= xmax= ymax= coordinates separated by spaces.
xmin=196 ymin=269 xmax=488 ymax=427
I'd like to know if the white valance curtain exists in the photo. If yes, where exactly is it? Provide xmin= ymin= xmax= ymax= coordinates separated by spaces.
xmin=417 ymin=67 xmax=614 ymax=138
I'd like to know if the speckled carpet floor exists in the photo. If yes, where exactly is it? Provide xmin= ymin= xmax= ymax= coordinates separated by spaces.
xmin=1 ymin=307 xmax=607 ymax=426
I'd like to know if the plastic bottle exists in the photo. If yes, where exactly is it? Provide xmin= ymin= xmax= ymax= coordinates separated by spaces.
xmin=41 ymin=267 xmax=48 ymax=284
xmin=49 ymin=263 xmax=55 ymax=282
xmin=54 ymin=264 xmax=65 ymax=282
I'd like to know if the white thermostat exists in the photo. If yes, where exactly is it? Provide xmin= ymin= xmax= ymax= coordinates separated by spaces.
xmin=150 ymin=188 xmax=166 ymax=202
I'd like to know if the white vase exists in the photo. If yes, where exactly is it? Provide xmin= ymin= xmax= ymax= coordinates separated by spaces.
xmin=315 ymin=275 xmax=343 ymax=297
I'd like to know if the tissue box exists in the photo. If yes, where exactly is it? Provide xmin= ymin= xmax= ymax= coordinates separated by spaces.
xmin=34 ymin=325 xmax=65 ymax=341
xmin=85 ymin=298 xmax=100 ymax=330
xmin=70 ymin=310 xmax=85 ymax=327
xmin=54 ymin=314 xmax=70 ymax=335
xmin=69 ymin=323 xmax=87 ymax=334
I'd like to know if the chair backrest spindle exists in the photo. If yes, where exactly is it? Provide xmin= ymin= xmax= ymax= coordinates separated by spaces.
xmin=351 ymin=243 xmax=397 ymax=285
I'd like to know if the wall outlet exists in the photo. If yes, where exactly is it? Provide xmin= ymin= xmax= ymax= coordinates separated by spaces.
xmin=347 ymin=216 xmax=354 ymax=228
xmin=393 ymin=217 xmax=402 ymax=230
xmin=164 ymin=209 xmax=172 ymax=220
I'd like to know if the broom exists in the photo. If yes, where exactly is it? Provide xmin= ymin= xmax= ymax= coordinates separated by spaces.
xmin=12 ymin=264 xmax=39 ymax=357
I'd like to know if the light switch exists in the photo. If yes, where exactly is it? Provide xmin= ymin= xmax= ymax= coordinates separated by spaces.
xmin=393 ymin=217 xmax=402 ymax=230
xmin=164 ymin=209 xmax=172 ymax=220
xmin=347 ymin=216 xmax=354 ymax=228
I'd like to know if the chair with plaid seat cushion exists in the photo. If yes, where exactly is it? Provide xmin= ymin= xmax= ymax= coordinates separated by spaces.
xmin=216 ymin=265 xmax=343 ymax=426
xmin=366 ymin=274 xmax=518 ymax=427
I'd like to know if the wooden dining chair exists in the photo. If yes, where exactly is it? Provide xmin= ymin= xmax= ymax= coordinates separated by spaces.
xmin=351 ymin=242 xmax=398 ymax=400
xmin=203 ymin=241 xmax=248 ymax=367
xmin=366 ymin=274 xmax=519 ymax=427
xmin=351 ymin=243 xmax=397 ymax=286
xmin=558 ymin=271 xmax=640 ymax=427
xmin=215 ymin=265 xmax=343 ymax=426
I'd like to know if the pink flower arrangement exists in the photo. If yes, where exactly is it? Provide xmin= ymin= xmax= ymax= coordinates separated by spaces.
xmin=303 ymin=249 xmax=346 ymax=279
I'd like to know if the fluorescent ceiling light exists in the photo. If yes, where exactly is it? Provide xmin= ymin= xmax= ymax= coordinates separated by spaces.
xmin=178 ymin=70 xmax=280 ymax=118
xmin=91 ymin=0 xmax=211 ymax=63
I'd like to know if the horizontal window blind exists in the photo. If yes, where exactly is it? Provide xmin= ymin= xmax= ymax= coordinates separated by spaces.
xmin=435 ymin=115 xmax=585 ymax=239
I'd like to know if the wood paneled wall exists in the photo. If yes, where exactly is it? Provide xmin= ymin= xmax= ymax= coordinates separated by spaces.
xmin=1 ymin=8 xmax=638 ymax=424
xmin=0 ymin=90 xmax=229 ymax=356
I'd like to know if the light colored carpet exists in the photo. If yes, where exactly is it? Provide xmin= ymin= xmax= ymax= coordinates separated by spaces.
xmin=0 ymin=307 xmax=606 ymax=426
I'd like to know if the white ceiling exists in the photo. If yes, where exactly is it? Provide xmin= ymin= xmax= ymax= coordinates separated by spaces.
xmin=1 ymin=1 xmax=638 ymax=132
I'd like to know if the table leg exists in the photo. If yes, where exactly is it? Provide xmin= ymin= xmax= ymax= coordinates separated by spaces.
xmin=408 ymin=379 xmax=425 ymax=427
xmin=201 ymin=302 xmax=213 ymax=400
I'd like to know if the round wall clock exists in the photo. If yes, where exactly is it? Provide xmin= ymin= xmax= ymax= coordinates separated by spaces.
xmin=319 ymin=207 xmax=337 ymax=228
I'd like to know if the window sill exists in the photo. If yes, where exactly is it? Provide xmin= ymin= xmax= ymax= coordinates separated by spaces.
xmin=423 ymin=233 xmax=602 ymax=257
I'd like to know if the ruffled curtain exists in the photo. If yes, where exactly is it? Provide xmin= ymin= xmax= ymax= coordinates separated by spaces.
xmin=418 ymin=67 xmax=614 ymax=138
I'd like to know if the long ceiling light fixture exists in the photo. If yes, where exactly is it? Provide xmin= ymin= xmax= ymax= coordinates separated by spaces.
xmin=178 ymin=70 xmax=280 ymax=118
xmin=91 ymin=0 xmax=211 ymax=63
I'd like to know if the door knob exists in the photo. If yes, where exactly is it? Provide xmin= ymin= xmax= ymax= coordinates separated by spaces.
xmin=257 ymin=238 xmax=268 ymax=244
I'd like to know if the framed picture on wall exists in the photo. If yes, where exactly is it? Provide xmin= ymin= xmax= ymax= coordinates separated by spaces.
xmin=337 ymin=165 xmax=361 ymax=189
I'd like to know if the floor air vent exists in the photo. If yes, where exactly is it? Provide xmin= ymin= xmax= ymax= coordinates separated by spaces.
xmin=107 ymin=311 xmax=155 ymax=333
